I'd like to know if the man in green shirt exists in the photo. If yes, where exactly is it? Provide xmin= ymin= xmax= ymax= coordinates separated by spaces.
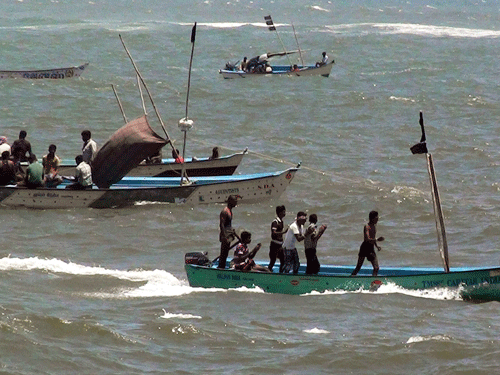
xmin=25 ymin=154 xmax=44 ymax=189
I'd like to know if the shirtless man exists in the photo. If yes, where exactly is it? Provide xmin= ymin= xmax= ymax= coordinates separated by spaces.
xmin=351 ymin=211 xmax=385 ymax=276
xmin=218 ymin=195 xmax=238 ymax=269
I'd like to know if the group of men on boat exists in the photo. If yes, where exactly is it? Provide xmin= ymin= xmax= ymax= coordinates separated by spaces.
xmin=217 ymin=195 xmax=384 ymax=276
xmin=232 ymin=51 xmax=330 ymax=74
xmin=0 ymin=129 xmax=97 ymax=190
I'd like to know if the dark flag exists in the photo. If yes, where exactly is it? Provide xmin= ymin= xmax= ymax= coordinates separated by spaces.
xmin=191 ymin=22 xmax=197 ymax=44
xmin=264 ymin=15 xmax=276 ymax=31
xmin=410 ymin=111 xmax=428 ymax=154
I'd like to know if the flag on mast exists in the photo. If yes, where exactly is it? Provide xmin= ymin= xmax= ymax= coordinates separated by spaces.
xmin=264 ymin=15 xmax=276 ymax=31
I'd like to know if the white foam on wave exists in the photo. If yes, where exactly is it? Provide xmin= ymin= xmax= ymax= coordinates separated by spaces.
xmin=0 ymin=256 xmax=196 ymax=298
xmin=302 ymin=282 xmax=461 ymax=300
xmin=0 ymin=256 xmax=269 ymax=299
xmin=303 ymin=327 xmax=330 ymax=334
xmin=160 ymin=309 xmax=202 ymax=320
xmin=406 ymin=334 xmax=452 ymax=344
xmin=326 ymin=23 xmax=500 ymax=38
xmin=310 ymin=5 xmax=330 ymax=13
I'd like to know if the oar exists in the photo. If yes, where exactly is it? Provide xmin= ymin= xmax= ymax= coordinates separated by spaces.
xmin=211 ymin=231 xmax=242 ymax=263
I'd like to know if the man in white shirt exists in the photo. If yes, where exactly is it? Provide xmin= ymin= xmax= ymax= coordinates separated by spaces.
xmin=81 ymin=130 xmax=98 ymax=165
xmin=281 ymin=211 xmax=309 ymax=274
xmin=66 ymin=155 xmax=92 ymax=190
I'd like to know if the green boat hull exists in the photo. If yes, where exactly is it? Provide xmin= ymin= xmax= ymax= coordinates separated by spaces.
xmin=185 ymin=261 xmax=500 ymax=295
xmin=460 ymin=283 xmax=500 ymax=303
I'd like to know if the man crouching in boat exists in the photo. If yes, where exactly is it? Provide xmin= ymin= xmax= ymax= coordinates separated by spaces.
xmin=231 ymin=231 xmax=270 ymax=272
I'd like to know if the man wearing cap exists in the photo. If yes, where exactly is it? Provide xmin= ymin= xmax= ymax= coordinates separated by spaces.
xmin=218 ymin=195 xmax=238 ymax=269
xmin=281 ymin=211 xmax=309 ymax=274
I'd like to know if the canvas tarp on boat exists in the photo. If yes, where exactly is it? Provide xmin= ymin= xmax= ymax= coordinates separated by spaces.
xmin=92 ymin=115 xmax=168 ymax=188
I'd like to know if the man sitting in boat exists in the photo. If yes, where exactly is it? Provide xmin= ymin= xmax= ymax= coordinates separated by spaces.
xmin=208 ymin=147 xmax=219 ymax=160
xmin=42 ymin=144 xmax=63 ymax=187
xmin=0 ymin=151 xmax=16 ymax=186
xmin=24 ymin=154 xmax=44 ymax=189
xmin=239 ymin=57 xmax=248 ymax=72
xmin=316 ymin=52 xmax=329 ymax=67
xmin=231 ymin=231 xmax=270 ymax=272
xmin=65 ymin=155 xmax=93 ymax=190
xmin=246 ymin=53 xmax=269 ymax=73
xmin=172 ymin=148 xmax=184 ymax=163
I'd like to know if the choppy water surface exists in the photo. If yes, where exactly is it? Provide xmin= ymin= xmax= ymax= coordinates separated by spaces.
xmin=0 ymin=1 xmax=499 ymax=374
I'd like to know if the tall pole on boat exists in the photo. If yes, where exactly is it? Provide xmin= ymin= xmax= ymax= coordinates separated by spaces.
xmin=178 ymin=23 xmax=197 ymax=185
xmin=410 ymin=111 xmax=450 ymax=273
xmin=111 ymin=84 xmax=129 ymax=124
xmin=118 ymin=34 xmax=172 ymax=144
xmin=265 ymin=15 xmax=293 ymax=67
xmin=291 ymin=23 xmax=304 ymax=66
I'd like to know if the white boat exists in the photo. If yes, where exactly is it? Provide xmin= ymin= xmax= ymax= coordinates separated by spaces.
xmin=57 ymin=149 xmax=248 ymax=178
xmin=219 ymin=62 xmax=334 ymax=79
xmin=0 ymin=63 xmax=88 ymax=79
xmin=0 ymin=167 xmax=299 ymax=209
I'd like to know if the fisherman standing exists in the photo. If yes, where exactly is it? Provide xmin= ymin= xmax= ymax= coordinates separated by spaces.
xmin=218 ymin=195 xmax=238 ymax=269
xmin=81 ymin=130 xmax=98 ymax=165
xmin=351 ymin=211 xmax=385 ymax=277
xmin=281 ymin=211 xmax=308 ymax=274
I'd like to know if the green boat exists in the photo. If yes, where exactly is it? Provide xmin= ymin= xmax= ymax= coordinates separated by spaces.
xmin=184 ymin=260 xmax=500 ymax=295
xmin=184 ymin=113 xmax=500 ymax=297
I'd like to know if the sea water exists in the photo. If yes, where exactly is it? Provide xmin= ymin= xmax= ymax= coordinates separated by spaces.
xmin=0 ymin=1 xmax=499 ymax=373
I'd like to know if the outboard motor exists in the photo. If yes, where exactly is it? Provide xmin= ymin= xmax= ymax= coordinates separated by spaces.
xmin=185 ymin=252 xmax=211 ymax=266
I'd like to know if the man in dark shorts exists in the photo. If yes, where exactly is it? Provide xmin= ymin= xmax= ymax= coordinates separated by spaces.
xmin=351 ymin=210 xmax=385 ymax=276
xmin=218 ymin=195 xmax=238 ymax=269
xmin=268 ymin=205 xmax=286 ymax=272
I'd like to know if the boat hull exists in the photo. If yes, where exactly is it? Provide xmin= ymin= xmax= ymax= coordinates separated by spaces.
xmin=219 ymin=62 xmax=334 ymax=79
xmin=185 ymin=262 xmax=500 ymax=295
xmin=460 ymin=283 xmax=500 ymax=303
xmin=0 ymin=167 xmax=297 ymax=209
xmin=58 ymin=151 xmax=246 ymax=178
xmin=0 ymin=63 xmax=88 ymax=79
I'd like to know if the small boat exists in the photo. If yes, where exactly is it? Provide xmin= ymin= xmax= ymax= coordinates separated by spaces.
xmin=2 ymin=110 xmax=297 ymax=209
xmin=219 ymin=62 xmax=334 ymax=79
xmin=57 ymin=149 xmax=248 ymax=178
xmin=0 ymin=166 xmax=299 ymax=209
xmin=0 ymin=63 xmax=88 ymax=79
xmin=184 ymin=112 xmax=500 ymax=297
xmin=220 ymin=15 xmax=333 ymax=79
xmin=185 ymin=260 xmax=500 ymax=295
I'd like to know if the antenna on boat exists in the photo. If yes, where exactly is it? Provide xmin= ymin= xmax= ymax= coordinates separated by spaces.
xmin=111 ymin=84 xmax=129 ymax=124
xmin=265 ymin=15 xmax=294 ymax=66
xmin=410 ymin=111 xmax=450 ymax=273
xmin=291 ymin=23 xmax=304 ymax=66
xmin=178 ymin=22 xmax=197 ymax=185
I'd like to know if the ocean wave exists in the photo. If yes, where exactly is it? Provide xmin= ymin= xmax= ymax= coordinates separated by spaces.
xmin=326 ymin=23 xmax=500 ymax=38
xmin=161 ymin=310 xmax=202 ymax=320
xmin=176 ymin=22 xmax=288 ymax=29
xmin=406 ymin=334 xmax=452 ymax=344
xmin=303 ymin=327 xmax=330 ymax=334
